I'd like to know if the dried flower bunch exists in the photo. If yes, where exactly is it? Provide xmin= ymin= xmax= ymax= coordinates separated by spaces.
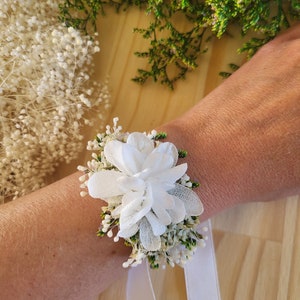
xmin=79 ymin=118 xmax=205 ymax=268
xmin=0 ymin=0 xmax=110 ymax=203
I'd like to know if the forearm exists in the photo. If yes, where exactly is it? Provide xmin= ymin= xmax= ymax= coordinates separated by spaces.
xmin=0 ymin=173 xmax=130 ymax=299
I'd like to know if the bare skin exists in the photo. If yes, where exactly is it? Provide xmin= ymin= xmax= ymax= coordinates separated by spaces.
xmin=162 ymin=25 xmax=300 ymax=218
xmin=0 ymin=25 xmax=299 ymax=299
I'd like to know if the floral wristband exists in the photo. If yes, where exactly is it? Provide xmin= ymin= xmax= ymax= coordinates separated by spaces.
xmin=78 ymin=118 xmax=204 ymax=269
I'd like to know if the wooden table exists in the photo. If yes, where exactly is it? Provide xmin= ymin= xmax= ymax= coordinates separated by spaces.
xmin=54 ymin=8 xmax=300 ymax=300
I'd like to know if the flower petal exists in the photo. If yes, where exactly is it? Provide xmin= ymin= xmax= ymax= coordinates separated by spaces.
xmin=168 ymin=184 xmax=203 ymax=216
xmin=126 ymin=132 xmax=154 ymax=155
xmin=118 ymin=191 xmax=152 ymax=236
xmin=152 ymin=142 xmax=178 ymax=166
xmin=118 ymin=223 xmax=139 ymax=239
xmin=142 ymin=152 xmax=174 ymax=175
xmin=139 ymin=217 xmax=161 ymax=251
xmin=87 ymin=170 xmax=123 ymax=200
xmin=146 ymin=211 xmax=166 ymax=236
xmin=152 ymin=185 xmax=174 ymax=210
xmin=167 ymin=195 xmax=186 ymax=224
xmin=111 ymin=203 xmax=123 ymax=218
xmin=117 ymin=176 xmax=146 ymax=193
xmin=104 ymin=140 xmax=145 ymax=175
xmin=150 ymin=185 xmax=173 ymax=225
xmin=154 ymin=163 xmax=188 ymax=188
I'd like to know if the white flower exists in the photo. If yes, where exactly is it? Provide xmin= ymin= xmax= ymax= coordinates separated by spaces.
xmin=88 ymin=132 xmax=203 ymax=251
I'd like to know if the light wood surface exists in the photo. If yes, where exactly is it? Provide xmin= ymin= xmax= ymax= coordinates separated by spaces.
xmin=54 ymin=8 xmax=300 ymax=300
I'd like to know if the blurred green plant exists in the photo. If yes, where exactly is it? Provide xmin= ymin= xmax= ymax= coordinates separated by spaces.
xmin=59 ymin=0 xmax=300 ymax=89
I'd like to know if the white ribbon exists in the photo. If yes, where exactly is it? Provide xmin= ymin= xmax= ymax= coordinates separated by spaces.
xmin=126 ymin=219 xmax=221 ymax=300
xmin=126 ymin=259 xmax=156 ymax=300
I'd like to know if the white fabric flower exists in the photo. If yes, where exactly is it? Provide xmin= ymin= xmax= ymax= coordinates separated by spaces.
xmin=88 ymin=132 xmax=203 ymax=251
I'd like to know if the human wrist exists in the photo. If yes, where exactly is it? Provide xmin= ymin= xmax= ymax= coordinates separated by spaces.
xmin=157 ymin=108 xmax=246 ymax=219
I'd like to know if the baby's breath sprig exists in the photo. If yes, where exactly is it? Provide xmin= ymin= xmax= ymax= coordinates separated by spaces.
xmin=0 ymin=0 xmax=110 ymax=203
xmin=121 ymin=216 xmax=205 ymax=269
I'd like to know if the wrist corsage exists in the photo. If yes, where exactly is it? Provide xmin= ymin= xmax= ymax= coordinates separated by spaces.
xmin=78 ymin=118 xmax=204 ymax=268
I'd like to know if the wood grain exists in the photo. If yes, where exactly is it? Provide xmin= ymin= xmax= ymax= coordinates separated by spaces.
xmin=53 ymin=8 xmax=300 ymax=300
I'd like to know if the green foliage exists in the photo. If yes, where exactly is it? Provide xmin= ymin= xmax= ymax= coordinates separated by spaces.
xmin=58 ymin=0 xmax=147 ymax=34
xmin=178 ymin=149 xmax=188 ymax=158
xmin=58 ymin=0 xmax=102 ymax=34
xmin=154 ymin=131 xmax=167 ymax=140
xmin=219 ymin=62 xmax=239 ymax=78
xmin=58 ymin=0 xmax=300 ymax=88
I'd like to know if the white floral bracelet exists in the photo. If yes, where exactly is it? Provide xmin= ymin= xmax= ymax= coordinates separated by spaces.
xmin=78 ymin=118 xmax=204 ymax=268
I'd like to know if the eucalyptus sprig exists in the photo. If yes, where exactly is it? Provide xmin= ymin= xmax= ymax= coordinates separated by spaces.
xmin=59 ymin=0 xmax=300 ymax=89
